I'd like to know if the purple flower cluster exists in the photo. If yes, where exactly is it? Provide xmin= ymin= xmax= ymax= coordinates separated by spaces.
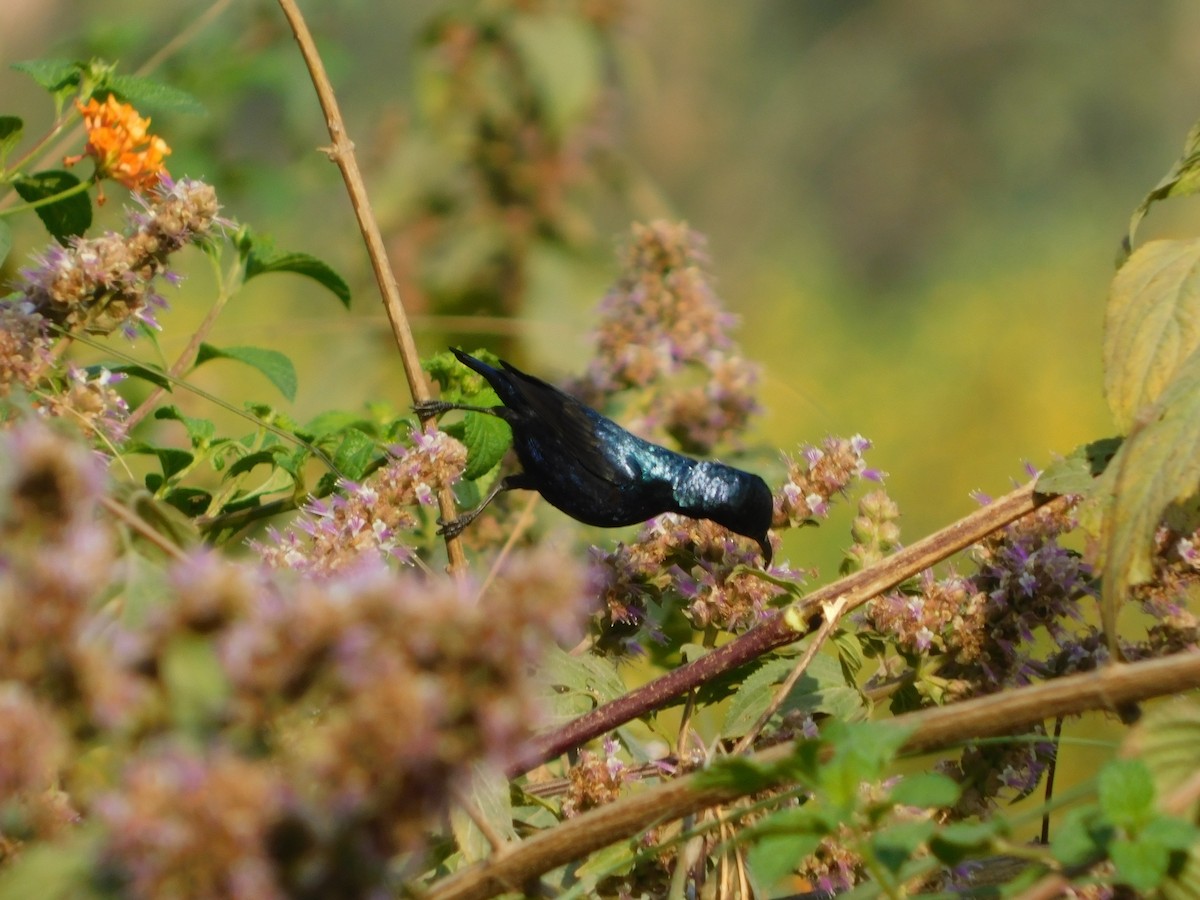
xmin=14 ymin=177 xmax=223 ymax=337
xmin=774 ymin=434 xmax=884 ymax=528
xmin=252 ymin=426 xmax=467 ymax=576
xmin=593 ymin=514 xmax=803 ymax=635
xmin=573 ymin=221 xmax=761 ymax=454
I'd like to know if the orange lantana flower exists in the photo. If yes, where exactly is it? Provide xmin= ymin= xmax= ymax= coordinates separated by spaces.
xmin=65 ymin=95 xmax=171 ymax=196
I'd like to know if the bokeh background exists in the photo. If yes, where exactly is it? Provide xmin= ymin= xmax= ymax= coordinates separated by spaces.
xmin=2 ymin=0 xmax=1198 ymax=576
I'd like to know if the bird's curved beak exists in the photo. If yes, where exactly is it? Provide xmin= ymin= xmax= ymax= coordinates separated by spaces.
xmin=757 ymin=535 xmax=773 ymax=568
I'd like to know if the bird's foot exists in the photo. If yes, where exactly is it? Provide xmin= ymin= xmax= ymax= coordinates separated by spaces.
xmin=413 ymin=400 xmax=456 ymax=419
xmin=436 ymin=515 xmax=470 ymax=539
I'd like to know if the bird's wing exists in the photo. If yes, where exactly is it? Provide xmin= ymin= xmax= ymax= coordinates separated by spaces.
xmin=498 ymin=361 xmax=629 ymax=485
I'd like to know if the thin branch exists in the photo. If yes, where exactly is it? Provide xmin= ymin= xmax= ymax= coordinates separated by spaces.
xmin=516 ymin=483 xmax=1052 ymax=776
xmin=275 ymin=0 xmax=466 ymax=575
xmin=99 ymin=495 xmax=189 ymax=562
xmin=430 ymin=649 xmax=1200 ymax=900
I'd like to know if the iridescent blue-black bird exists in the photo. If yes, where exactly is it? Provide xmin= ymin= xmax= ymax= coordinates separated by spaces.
xmin=414 ymin=349 xmax=774 ymax=564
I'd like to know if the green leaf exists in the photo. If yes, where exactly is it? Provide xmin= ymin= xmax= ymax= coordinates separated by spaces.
xmin=1111 ymin=836 xmax=1171 ymax=892
xmin=723 ymin=653 xmax=861 ymax=739
xmin=928 ymin=820 xmax=1001 ymax=866
xmin=889 ymin=773 xmax=961 ymax=809
xmin=240 ymin=232 xmax=351 ymax=308
xmin=871 ymin=820 xmax=936 ymax=874
xmin=424 ymin=348 xmax=504 ymax=401
xmin=1105 ymin=239 xmax=1200 ymax=433
xmin=1126 ymin=119 xmax=1200 ymax=256
xmin=746 ymin=832 xmax=821 ymax=895
xmin=694 ymin=755 xmax=789 ymax=795
xmin=510 ymin=13 xmax=602 ymax=137
xmin=0 ymin=220 xmax=10 ymax=269
xmin=154 ymin=405 xmax=216 ymax=447
xmin=195 ymin=344 xmax=298 ymax=403
xmin=449 ymin=763 xmax=517 ymax=864
xmin=1142 ymin=815 xmax=1200 ymax=851
xmin=1099 ymin=347 xmax=1200 ymax=645
xmin=1123 ymin=699 xmax=1200 ymax=811
xmin=127 ymin=488 xmax=201 ymax=550
xmin=0 ymin=115 xmax=23 ymax=163
xmin=144 ymin=446 xmax=194 ymax=480
xmin=303 ymin=410 xmax=378 ymax=439
xmin=568 ymin=840 xmax=639 ymax=892
xmin=10 ymin=58 xmax=81 ymax=93
xmin=1035 ymin=437 xmax=1122 ymax=497
xmin=536 ymin=645 xmax=626 ymax=724
xmin=463 ymin=410 xmax=512 ymax=481
xmin=12 ymin=170 xmax=91 ymax=242
xmin=106 ymin=73 xmax=206 ymax=115
xmin=161 ymin=634 xmax=230 ymax=734
xmin=331 ymin=427 xmax=378 ymax=481
xmin=1099 ymin=758 xmax=1156 ymax=831
xmin=1050 ymin=806 xmax=1104 ymax=869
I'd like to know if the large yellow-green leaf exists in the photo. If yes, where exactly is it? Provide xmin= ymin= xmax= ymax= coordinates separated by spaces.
xmin=1105 ymin=238 xmax=1200 ymax=433
xmin=1100 ymin=346 xmax=1200 ymax=644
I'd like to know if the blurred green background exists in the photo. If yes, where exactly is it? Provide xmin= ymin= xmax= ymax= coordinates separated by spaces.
xmin=2 ymin=0 xmax=1198 ymax=575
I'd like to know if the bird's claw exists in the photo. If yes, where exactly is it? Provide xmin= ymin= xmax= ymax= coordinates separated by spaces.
xmin=413 ymin=400 xmax=454 ymax=419
xmin=436 ymin=515 xmax=469 ymax=539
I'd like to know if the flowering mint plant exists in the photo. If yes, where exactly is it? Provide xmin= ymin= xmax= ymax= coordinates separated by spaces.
xmin=0 ymin=10 xmax=1199 ymax=900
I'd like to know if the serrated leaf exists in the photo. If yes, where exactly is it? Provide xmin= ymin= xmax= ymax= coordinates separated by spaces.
xmin=10 ymin=58 xmax=81 ymax=93
xmin=241 ymin=233 xmax=350 ymax=308
xmin=536 ymin=645 xmax=626 ymax=724
xmin=723 ymin=653 xmax=859 ymax=739
xmin=331 ymin=427 xmax=377 ymax=481
xmin=13 ymin=170 xmax=91 ymax=242
xmin=1099 ymin=347 xmax=1200 ymax=645
xmin=0 ymin=115 xmax=23 ymax=162
xmin=462 ymin=410 xmax=512 ymax=481
xmin=195 ymin=343 xmax=298 ymax=402
xmin=510 ymin=13 xmax=602 ymax=138
xmin=106 ymin=73 xmax=206 ymax=116
xmin=1036 ymin=437 xmax=1123 ymax=497
xmin=1105 ymin=239 xmax=1200 ymax=432
xmin=1126 ymin=119 xmax=1200 ymax=256
xmin=1099 ymin=759 xmax=1156 ymax=830
xmin=449 ymin=764 xmax=516 ymax=864
xmin=154 ymin=405 xmax=216 ymax=446
xmin=304 ymin=410 xmax=376 ymax=439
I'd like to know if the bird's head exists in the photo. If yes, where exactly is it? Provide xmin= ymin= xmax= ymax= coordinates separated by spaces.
xmin=684 ymin=463 xmax=775 ymax=566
